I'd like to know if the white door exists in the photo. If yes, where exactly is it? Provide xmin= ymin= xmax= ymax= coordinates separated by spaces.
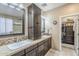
xmin=61 ymin=16 xmax=75 ymax=48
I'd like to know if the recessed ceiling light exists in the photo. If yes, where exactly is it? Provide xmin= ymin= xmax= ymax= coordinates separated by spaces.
xmin=19 ymin=4 xmax=24 ymax=8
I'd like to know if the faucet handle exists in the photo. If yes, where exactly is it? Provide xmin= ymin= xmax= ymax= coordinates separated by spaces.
xmin=14 ymin=37 xmax=18 ymax=42
xmin=17 ymin=39 xmax=19 ymax=42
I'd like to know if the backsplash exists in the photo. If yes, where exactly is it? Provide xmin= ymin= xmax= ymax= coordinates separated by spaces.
xmin=0 ymin=35 xmax=28 ymax=46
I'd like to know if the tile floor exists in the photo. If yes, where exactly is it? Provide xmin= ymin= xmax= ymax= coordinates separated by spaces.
xmin=62 ymin=43 xmax=74 ymax=49
xmin=45 ymin=47 xmax=77 ymax=56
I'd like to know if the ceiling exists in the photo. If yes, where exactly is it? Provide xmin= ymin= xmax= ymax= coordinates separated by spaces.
xmin=35 ymin=3 xmax=66 ymax=11
xmin=24 ymin=3 xmax=66 ymax=11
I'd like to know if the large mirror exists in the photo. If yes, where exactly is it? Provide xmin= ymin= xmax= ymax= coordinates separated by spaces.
xmin=0 ymin=3 xmax=25 ymax=36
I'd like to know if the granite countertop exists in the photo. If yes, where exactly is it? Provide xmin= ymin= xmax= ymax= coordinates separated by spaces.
xmin=0 ymin=35 xmax=51 ymax=56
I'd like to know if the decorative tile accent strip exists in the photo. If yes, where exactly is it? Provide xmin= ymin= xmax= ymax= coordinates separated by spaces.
xmin=0 ymin=35 xmax=28 ymax=46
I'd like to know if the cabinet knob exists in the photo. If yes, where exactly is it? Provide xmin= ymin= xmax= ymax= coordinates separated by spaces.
xmin=36 ymin=22 xmax=39 ymax=24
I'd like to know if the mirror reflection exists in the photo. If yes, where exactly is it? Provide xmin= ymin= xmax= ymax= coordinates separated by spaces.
xmin=0 ymin=3 xmax=25 ymax=35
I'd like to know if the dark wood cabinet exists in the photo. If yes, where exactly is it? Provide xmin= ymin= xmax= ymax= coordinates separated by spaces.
xmin=28 ymin=4 xmax=41 ymax=40
xmin=35 ymin=38 xmax=51 ymax=56
xmin=26 ymin=48 xmax=37 ymax=56
xmin=25 ymin=38 xmax=51 ymax=56
xmin=12 ymin=37 xmax=51 ymax=56
xmin=37 ymin=42 xmax=45 ymax=56
xmin=25 ymin=44 xmax=37 ymax=56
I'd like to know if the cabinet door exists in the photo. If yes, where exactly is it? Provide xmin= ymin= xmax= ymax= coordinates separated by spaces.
xmin=37 ymin=40 xmax=46 ymax=56
xmin=48 ymin=38 xmax=51 ymax=48
xmin=28 ymin=4 xmax=41 ymax=40
xmin=43 ymin=39 xmax=51 ymax=54
xmin=37 ymin=44 xmax=45 ymax=56
xmin=28 ymin=4 xmax=34 ymax=39
xmin=33 ymin=4 xmax=41 ymax=40
xmin=44 ymin=41 xmax=49 ymax=53
xmin=26 ymin=48 xmax=37 ymax=56
xmin=25 ymin=44 xmax=37 ymax=56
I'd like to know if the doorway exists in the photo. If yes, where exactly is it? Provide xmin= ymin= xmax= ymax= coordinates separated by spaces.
xmin=60 ymin=14 xmax=78 ymax=55
xmin=62 ymin=19 xmax=74 ymax=45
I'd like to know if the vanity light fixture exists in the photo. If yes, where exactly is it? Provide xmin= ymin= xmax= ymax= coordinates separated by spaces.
xmin=19 ymin=4 xmax=24 ymax=9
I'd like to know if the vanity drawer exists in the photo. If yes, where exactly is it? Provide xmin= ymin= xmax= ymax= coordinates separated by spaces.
xmin=26 ymin=48 xmax=37 ymax=56
xmin=25 ymin=44 xmax=37 ymax=53
xmin=12 ymin=50 xmax=25 ymax=56
xmin=37 ymin=40 xmax=45 ymax=46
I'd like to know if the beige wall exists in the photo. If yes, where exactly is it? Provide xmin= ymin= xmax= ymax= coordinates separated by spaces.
xmin=43 ymin=3 xmax=79 ymax=50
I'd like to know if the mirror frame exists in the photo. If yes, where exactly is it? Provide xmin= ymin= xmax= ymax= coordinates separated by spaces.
xmin=0 ymin=9 xmax=25 ymax=37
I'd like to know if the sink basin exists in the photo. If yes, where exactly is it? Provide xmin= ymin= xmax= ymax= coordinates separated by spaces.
xmin=7 ymin=39 xmax=33 ymax=50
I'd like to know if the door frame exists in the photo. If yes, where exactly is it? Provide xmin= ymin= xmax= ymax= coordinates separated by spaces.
xmin=59 ymin=13 xmax=78 ymax=55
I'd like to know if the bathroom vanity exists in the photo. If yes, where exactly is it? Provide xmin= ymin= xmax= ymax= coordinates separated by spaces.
xmin=0 ymin=35 xmax=51 ymax=56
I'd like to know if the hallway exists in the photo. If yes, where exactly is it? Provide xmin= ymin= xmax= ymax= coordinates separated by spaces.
xmin=45 ymin=47 xmax=77 ymax=56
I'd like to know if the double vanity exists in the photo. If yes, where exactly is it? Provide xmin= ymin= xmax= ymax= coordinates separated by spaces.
xmin=0 ymin=4 xmax=51 ymax=56
xmin=0 ymin=35 xmax=51 ymax=56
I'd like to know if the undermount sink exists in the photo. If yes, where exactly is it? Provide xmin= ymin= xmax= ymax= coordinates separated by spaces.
xmin=7 ymin=39 xmax=33 ymax=50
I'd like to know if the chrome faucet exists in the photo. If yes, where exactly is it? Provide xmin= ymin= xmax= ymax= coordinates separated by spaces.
xmin=47 ymin=29 xmax=49 ymax=35
xmin=14 ymin=37 xmax=19 ymax=42
xmin=16 ymin=39 xmax=19 ymax=42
